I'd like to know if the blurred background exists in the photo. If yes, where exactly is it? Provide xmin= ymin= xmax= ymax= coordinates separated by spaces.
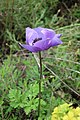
xmin=0 ymin=0 xmax=80 ymax=119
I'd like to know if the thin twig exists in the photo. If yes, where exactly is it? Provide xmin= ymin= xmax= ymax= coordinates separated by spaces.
xmin=33 ymin=53 xmax=80 ymax=98
xmin=44 ymin=64 xmax=80 ymax=97
xmin=48 ymin=57 xmax=80 ymax=65
xmin=11 ymin=0 xmax=14 ymax=32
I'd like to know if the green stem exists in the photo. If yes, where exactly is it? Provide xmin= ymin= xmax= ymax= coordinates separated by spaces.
xmin=38 ymin=51 xmax=42 ymax=117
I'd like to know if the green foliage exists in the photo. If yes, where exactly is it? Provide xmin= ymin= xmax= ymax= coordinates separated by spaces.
xmin=0 ymin=55 xmax=58 ymax=119
xmin=71 ymin=5 xmax=80 ymax=19
xmin=0 ymin=0 xmax=59 ymax=40
xmin=44 ymin=23 xmax=80 ymax=104
xmin=8 ymin=82 xmax=39 ymax=114
xmin=0 ymin=53 xmax=65 ymax=119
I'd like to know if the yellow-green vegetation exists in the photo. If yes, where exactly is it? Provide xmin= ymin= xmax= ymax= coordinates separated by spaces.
xmin=52 ymin=103 xmax=80 ymax=120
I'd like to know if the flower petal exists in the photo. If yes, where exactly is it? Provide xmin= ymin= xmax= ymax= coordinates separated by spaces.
xmin=34 ymin=39 xmax=52 ymax=50
xmin=20 ymin=43 xmax=41 ymax=52
xmin=26 ymin=27 xmax=39 ymax=45
xmin=34 ymin=27 xmax=46 ymax=40
xmin=34 ymin=27 xmax=43 ymax=33
xmin=51 ymin=35 xmax=63 ymax=47
xmin=41 ymin=28 xmax=55 ymax=39
xmin=56 ymin=34 xmax=62 ymax=38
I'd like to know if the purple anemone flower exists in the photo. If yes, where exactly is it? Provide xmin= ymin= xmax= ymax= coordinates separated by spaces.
xmin=20 ymin=27 xmax=62 ymax=52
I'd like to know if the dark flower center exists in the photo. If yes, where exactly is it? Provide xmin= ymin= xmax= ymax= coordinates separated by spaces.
xmin=32 ymin=38 xmax=42 ymax=45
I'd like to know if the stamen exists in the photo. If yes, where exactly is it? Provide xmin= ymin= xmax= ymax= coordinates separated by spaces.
xmin=32 ymin=38 xmax=42 ymax=44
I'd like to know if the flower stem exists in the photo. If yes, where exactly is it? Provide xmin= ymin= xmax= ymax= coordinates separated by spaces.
xmin=38 ymin=51 xmax=42 ymax=117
